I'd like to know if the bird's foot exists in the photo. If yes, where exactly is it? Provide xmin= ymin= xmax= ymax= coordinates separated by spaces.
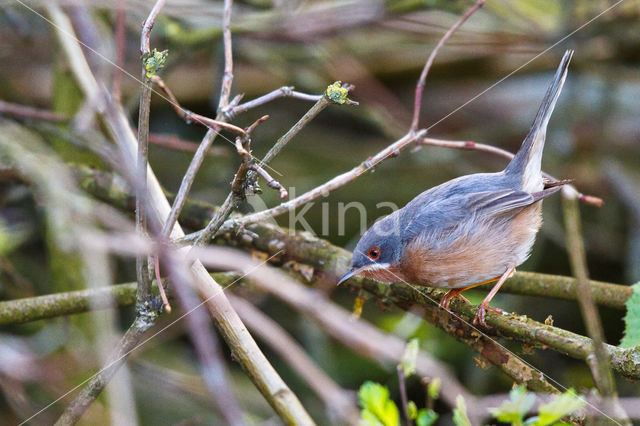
xmin=439 ymin=289 xmax=470 ymax=312
xmin=472 ymin=304 xmax=504 ymax=328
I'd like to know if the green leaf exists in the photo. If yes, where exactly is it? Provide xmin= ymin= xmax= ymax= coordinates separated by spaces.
xmin=416 ymin=409 xmax=439 ymax=426
xmin=401 ymin=338 xmax=419 ymax=377
xmin=326 ymin=81 xmax=351 ymax=104
xmin=144 ymin=48 xmax=169 ymax=78
xmin=428 ymin=378 xmax=441 ymax=401
xmin=488 ymin=385 xmax=536 ymax=425
xmin=407 ymin=401 xmax=418 ymax=419
xmin=452 ymin=395 xmax=472 ymax=426
xmin=358 ymin=381 xmax=400 ymax=426
xmin=533 ymin=389 xmax=585 ymax=426
xmin=620 ymin=282 xmax=640 ymax=348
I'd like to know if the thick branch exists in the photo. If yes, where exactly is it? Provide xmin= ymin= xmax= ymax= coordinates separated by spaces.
xmin=72 ymin=164 xmax=632 ymax=310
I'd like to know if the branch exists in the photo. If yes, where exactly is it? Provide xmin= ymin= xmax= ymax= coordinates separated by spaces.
xmin=218 ymin=0 xmax=234 ymax=109
xmin=0 ymin=100 xmax=68 ymax=122
xmin=229 ymin=295 xmax=359 ymax=425
xmin=55 ymin=316 xmax=153 ymax=425
xmin=562 ymin=190 xmax=628 ymax=422
xmin=259 ymin=92 xmax=334 ymax=166
xmin=151 ymin=76 xmax=246 ymax=135
xmin=194 ymin=83 xmax=354 ymax=245
xmin=411 ymin=0 xmax=485 ymax=131
xmin=47 ymin=5 xmax=313 ymax=424
xmin=72 ymin=164 xmax=632 ymax=310
xmin=222 ymin=86 xmax=322 ymax=120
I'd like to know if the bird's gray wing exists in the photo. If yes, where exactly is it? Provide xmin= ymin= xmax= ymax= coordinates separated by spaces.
xmin=401 ymin=186 xmax=562 ymax=244
xmin=469 ymin=186 xmax=563 ymax=215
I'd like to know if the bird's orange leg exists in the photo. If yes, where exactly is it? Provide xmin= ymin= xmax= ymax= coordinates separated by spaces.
xmin=438 ymin=275 xmax=502 ymax=311
xmin=473 ymin=266 xmax=516 ymax=327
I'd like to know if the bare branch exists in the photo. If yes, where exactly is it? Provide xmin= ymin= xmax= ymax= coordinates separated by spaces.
xmin=136 ymin=0 xmax=166 ymax=308
xmin=140 ymin=0 xmax=166 ymax=55
xmin=223 ymin=86 xmax=322 ymax=120
xmin=0 ymin=100 xmax=68 ymax=122
xmin=562 ymin=190 xmax=628 ymax=422
xmin=152 ymin=76 xmax=246 ymax=135
xmin=411 ymin=0 xmax=485 ymax=131
xmin=147 ymin=132 xmax=227 ymax=156
xmin=218 ymin=0 xmax=234 ymax=109
xmin=47 ymin=5 xmax=312 ymax=424
xmin=250 ymin=164 xmax=288 ymax=199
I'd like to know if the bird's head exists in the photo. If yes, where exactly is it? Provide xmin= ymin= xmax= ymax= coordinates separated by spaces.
xmin=338 ymin=212 xmax=404 ymax=284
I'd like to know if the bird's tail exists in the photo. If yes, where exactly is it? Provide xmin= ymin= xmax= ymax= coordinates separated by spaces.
xmin=505 ymin=50 xmax=573 ymax=192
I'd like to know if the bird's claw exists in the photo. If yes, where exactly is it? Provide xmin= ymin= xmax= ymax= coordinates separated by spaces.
xmin=472 ymin=304 xmax=505 ymax=327
xmin=439 ymin=289 xmax=470 ymax=312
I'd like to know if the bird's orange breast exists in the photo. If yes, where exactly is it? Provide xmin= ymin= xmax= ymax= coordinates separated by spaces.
xmin=397 ymin=203 xmax=542 ymax=288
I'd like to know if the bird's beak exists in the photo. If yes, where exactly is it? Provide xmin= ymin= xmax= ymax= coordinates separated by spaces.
xmin=337 ymin=263 xmax=390 ymax=285
xmin=337 ymin=267 xmax=360 ymax=285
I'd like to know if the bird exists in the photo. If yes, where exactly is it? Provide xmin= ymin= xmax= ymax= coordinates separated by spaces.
xmin=338 ymin=50 xmax=574 ymax=327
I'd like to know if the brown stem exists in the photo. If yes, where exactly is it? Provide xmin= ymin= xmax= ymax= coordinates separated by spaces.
xmin=0 ymin=100 xmax=69 ymax=123
xmin=397 ymin=365 xmax=413 ymax=426
xmin=250 ymin=164 xmax=288 ymax=199
xmin=151 ymin=76 xmax=245 ymax=135
xmin=411 ymin=0 xmax=486 ymax=131
xmin=218 ymin=0 xmax=234 ymax=109
xmin=140 ymin=0 xmax=166 ymax=54
xmin=54 ymin=316 xmax=152 ymax=425
xmin=562 ymin=190 xmax=628 ymax=422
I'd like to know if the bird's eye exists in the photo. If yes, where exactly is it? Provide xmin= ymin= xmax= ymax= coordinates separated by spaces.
xmin=367 ymin=246 xmax=381 ymax=261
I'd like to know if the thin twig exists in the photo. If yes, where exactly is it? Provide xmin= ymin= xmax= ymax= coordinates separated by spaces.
xmin=194 ymin=115 xmax=271 ymax=246
xmin=397 ymin=365 xmax=413 ymax=426
xmin=411 ymin=0 xmax=486 ymax=131
xmin=218 ymin=0 xmax=234 ymax=109
xmin=140 ymin=0 xmax=166 ymax=54
xmin=221 ymin=130 xmax=423 ymax=230
xmin=151 ymin=76 xmax=246 ymax=135
xmin=223 ymin=86 xmax=322 ymax=120
xmin=148 ymin=132 xmax=227 ymax=156
xmin=249 ymin=164 xmax=288 ymax=199
xmin=259 ymin=94 xmax=333 ymax=167
xmin=0 ymin=100 xmax=69 ymax=122
xmin=136 ymin=0 xmax=166 ymax=307
xmin=562 ymin=189 xmax=628 ymax=422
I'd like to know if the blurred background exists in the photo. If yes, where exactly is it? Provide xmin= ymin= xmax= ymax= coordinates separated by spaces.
xmin=1 ymin=0 xmax=639 ymax=424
